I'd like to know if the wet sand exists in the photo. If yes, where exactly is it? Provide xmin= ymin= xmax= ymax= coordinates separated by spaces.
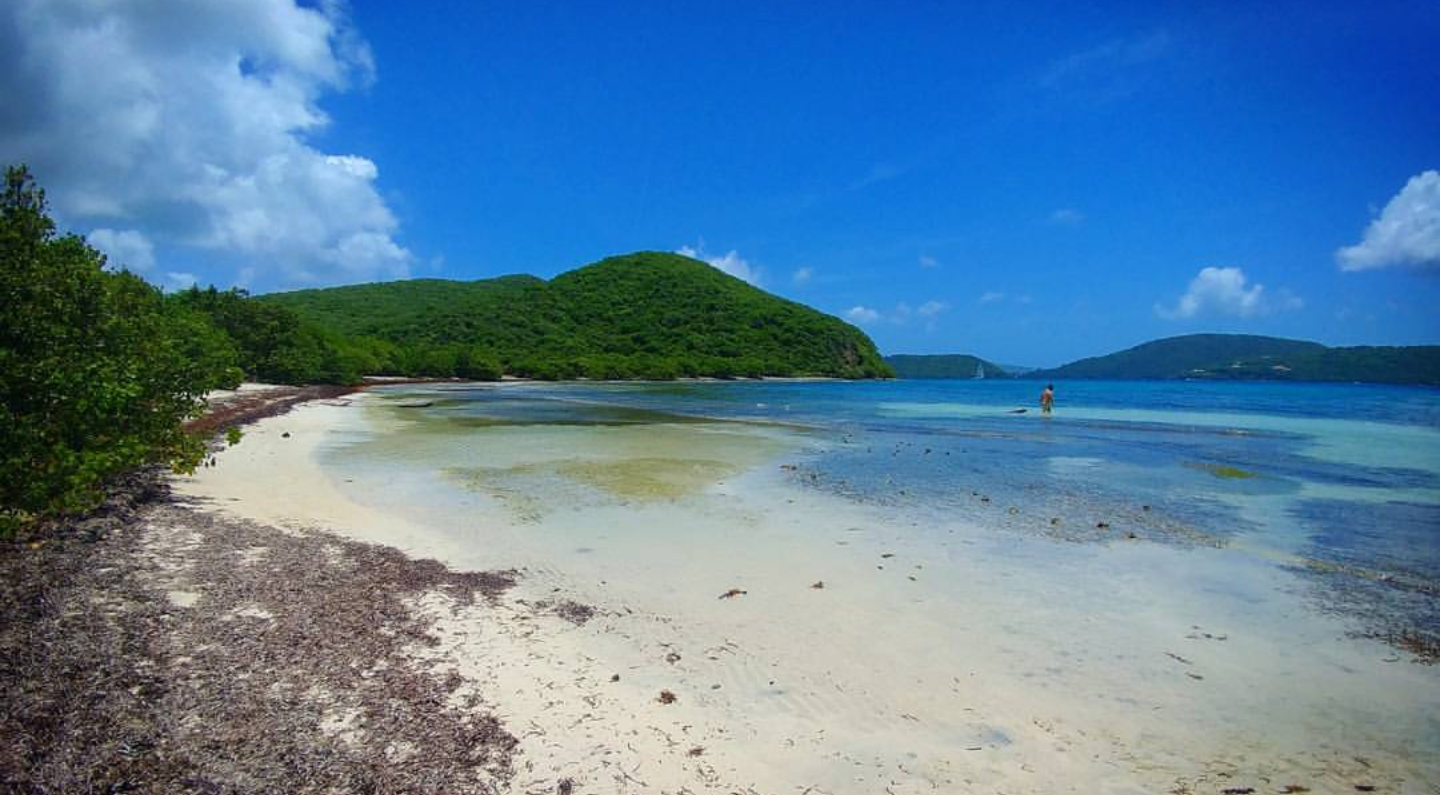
xmin=164 ymin=392 xmax=1438 ymax=794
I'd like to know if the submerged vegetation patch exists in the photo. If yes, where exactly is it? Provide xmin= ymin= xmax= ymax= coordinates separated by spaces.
xmin=449 ymin=457 xmax=738 ymax=506
xmin=1187 ymin=462 xmax=1258 ymax=479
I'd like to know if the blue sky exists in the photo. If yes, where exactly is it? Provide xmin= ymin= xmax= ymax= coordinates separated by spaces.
xmin=2 ymin=1 xmax=1437 ymax=366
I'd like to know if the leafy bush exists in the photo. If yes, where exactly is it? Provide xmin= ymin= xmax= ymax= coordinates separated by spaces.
xmin=0 ymin=167 xmax=232 ymax=534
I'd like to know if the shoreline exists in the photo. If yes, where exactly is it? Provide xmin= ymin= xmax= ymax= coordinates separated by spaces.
xmin=4 ymin=386 xmax=1436 ymax=793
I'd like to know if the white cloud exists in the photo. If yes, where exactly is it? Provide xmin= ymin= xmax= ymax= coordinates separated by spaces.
xmin=89 ymin=228 xmax=155 ymax=271
xmin=1048 ymin=208 xmax=1085 ymax=225
xmin=1156 ymin=266 xmax=1301 ymax=320
xmin=1042 ymin=30 xmax=1171 ymax=89
xmin=845 ymin=300 xmax=948 ymax=328
xmin=676 ymin=244 xmax=762 ymax=286
xmin=0 ymin=0 xmax=411 ymax=287
xmin=918 ymin=254 xmax=939 ymax=269
xmin=792 ymin=266 xmax=813 ymax=285
xmin=846 ymin=306 xmax=881 ymax=324
xmin=1336 ymin=170 xmax=1440 ymax=271
xmin=979 ymin=290 xmax=1005 ymax=304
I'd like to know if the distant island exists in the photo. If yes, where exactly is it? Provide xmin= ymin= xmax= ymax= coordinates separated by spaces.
xmin=1030 ymin=334 xmax=1440 ymax=386
xmin=892 ymin=334 xmax=1440 ymax=386
xmin=885 ymin=354 xmax=1009 ymax=379
xmin=260 ymin=252 xmax=892 ymax=381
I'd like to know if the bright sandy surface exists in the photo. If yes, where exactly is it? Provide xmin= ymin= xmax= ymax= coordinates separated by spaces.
xmin=174 ymin=392 xmax=1439 ymax=794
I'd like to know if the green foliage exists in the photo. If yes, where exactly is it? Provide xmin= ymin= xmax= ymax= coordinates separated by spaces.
xmin=885 ymin=354 xmax=1009 ymax=379
xmin=0 ymin=166 xmax=229 ymax=534
xmin=263 ymin=252 xmax=892 ymax=380
xmin=166 ymin=286 xmax=368 ymax=385
xmin=1031 ymin=334 xmax=1440 ymax=385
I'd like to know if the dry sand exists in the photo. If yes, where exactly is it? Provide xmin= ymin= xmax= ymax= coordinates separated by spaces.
xmin=166 ymin=392 xmax=1438 ymax=794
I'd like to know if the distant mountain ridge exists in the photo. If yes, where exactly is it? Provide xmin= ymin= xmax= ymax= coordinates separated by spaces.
xmin=885 ymin=354 xmax=1009 ymax=379
xmin=1029 ymin=334 xmax=1440 ymax=386
xmin=262 ymin=251 xmax=892 ymax=380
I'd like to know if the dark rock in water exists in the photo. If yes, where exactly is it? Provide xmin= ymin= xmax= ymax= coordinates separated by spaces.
xmin=1007 ymin=408 xmax=1028 ymax=414
xmin=394 ymin=400 xmax=433 ymax=408
xmin=281 ymin=432 xmax=290 ymax=438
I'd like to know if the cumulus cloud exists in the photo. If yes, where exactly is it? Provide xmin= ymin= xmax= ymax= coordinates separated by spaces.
xmin=846 ymin=306 xmax=881 ymax=324
xmin=89 ymin=228 xmax=155 ymax=271
xmin=0 ymin=0 xmax=411 ymax=287
xmin=792 ymin=266 xmax=813 ymax=285
xmin=676 ymin=244 xmax=762 ymax=286
xmin=979 ymin=291 xmax=1005 ymax=304
xmin=1336 ymin=170 xmax=1440 ymax=271
xmin=1156 ymin=266 xmax=1301 ymax=320
xmin=845 ymin=301 xmax=948 ymax=328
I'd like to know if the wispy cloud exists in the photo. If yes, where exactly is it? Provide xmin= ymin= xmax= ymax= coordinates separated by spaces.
xmin=792 ymin=266 xmax=813 ymax=285
xmin=978 ymin=291 xmax=1033 ymax=306
xmin=1048 ymin=208 xmax=1085 ymax=226
xmin=1156 ymin=267 xmax=1302 ymax=320
xmin=676 ymin=243 xmax=762 ymax=286
xmin=848 ymin=162 xmax=905 ymax=192
xmin=1041 ymin=30 xmax=1171 ymax=90
xmin=165 ymin=272 xmax=198 ymax=291
xmin=846 ymin=306 xmax=881 ymax=324
xmin=1337 ymin=170 xmax=1440 ymax=271
xmin=918 ymin=254 xmax=940 ymax=269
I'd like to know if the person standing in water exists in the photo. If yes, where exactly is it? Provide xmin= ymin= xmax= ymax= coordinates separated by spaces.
xmin=1040 ymin=383 xmax=1055 ymax=415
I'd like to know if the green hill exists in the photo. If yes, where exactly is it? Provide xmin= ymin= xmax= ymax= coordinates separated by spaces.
xmin=885 ymin=354 xmax=1009 ymax=379
xmin=262 ymin=251 xmax=892 ymax=380
xmin=1030 ymin=334 xmax=1440 ymax=385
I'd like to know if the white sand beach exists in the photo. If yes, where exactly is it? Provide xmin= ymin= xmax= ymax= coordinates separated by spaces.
xmin=173 ymin=392 xmax=1439 ymax=794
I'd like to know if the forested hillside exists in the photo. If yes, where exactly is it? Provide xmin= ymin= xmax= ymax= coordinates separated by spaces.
xmin=264 ymin=252 xmax=892 ymax=380
xmin=885 ymin=354 xmax=1009 ymax=379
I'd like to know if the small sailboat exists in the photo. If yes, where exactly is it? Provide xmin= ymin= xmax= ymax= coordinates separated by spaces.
xmin=973 ymin=362 xmax=985 ymax=379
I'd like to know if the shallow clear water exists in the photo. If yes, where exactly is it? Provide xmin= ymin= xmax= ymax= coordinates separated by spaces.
xmin=339 ymin=378 xmax=1440 ymax=650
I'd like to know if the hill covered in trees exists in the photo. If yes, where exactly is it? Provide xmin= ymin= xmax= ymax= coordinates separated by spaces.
xmin=262 ymin=252 xmax=892 ymax=380
xmin=1030 ymin=334 xmax=1440 ymax=385
xmin=884 ymin=354 xmax=1008 ymax=379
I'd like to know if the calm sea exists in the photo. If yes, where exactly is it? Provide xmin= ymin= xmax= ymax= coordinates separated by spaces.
xmin=358 ymin=378 xmax=1440 ymax=646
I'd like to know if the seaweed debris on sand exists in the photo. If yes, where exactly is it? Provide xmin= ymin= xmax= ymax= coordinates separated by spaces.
xmin=0 ymin=469 xmax=519 ymax=794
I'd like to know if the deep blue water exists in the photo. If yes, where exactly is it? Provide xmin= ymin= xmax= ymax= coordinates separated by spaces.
xmin=401 ymin=378 xmax=1440 ymax=641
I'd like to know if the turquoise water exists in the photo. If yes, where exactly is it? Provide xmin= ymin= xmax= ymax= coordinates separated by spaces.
xmin=372 ymin=378 xmax=1440 ymax=650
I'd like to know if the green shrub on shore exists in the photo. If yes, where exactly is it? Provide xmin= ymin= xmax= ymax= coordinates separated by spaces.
xmin=0 ymin=167 xmax=236 ymax=535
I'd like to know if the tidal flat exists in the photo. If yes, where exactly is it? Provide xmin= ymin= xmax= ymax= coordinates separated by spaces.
xmin=164 ymin=380 xmax=1440 ymax=793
